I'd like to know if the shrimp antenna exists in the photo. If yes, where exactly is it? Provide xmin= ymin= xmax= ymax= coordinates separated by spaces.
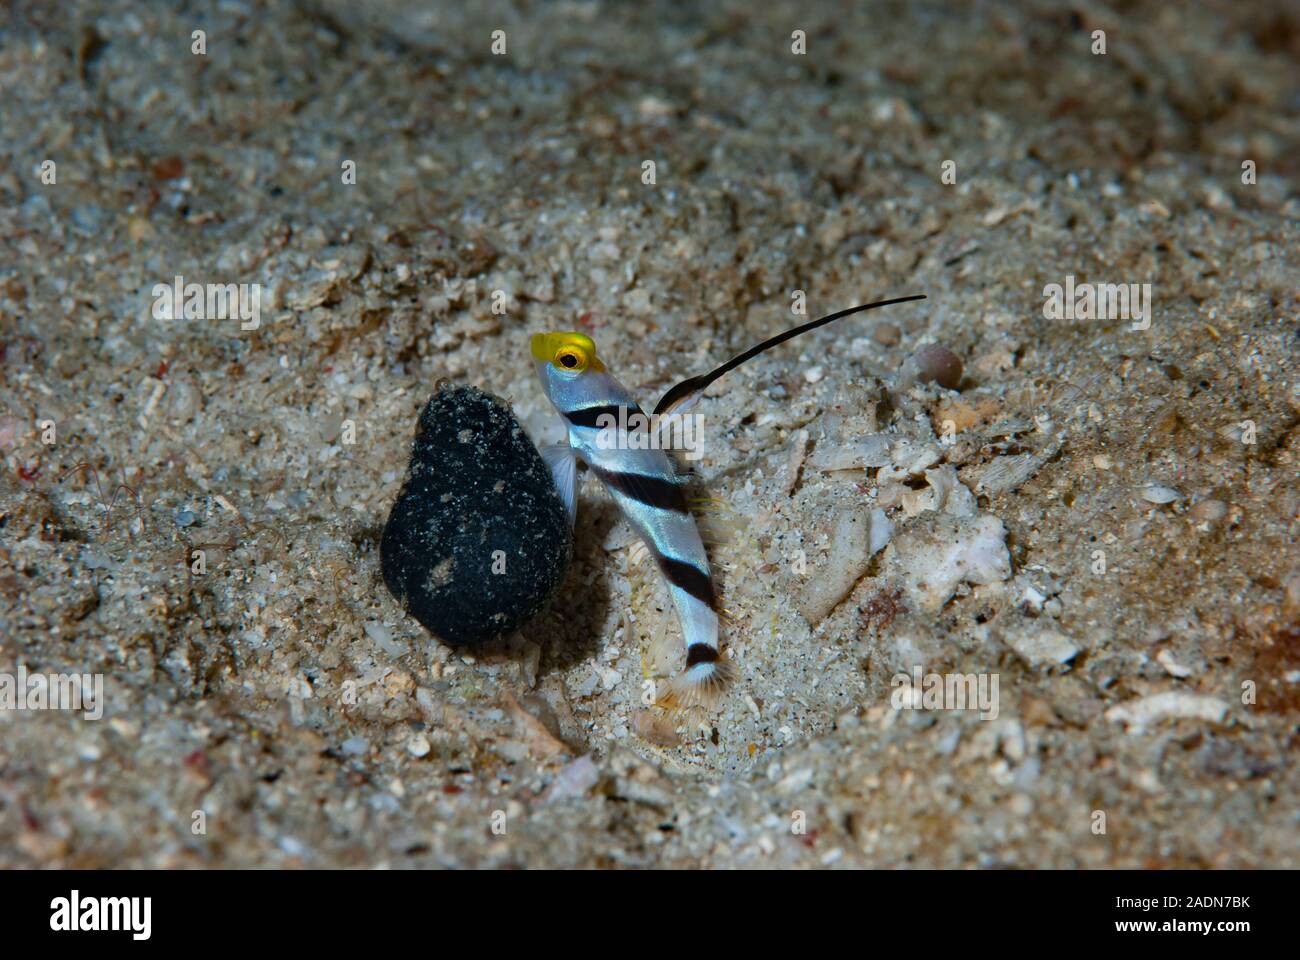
xmin=653 ymin=294 xmax=927 ymax=416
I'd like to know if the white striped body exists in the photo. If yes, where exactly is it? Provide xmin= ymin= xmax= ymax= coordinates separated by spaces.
xmin=532 ymin=332 xmax=733 ymax=705
xmin=561 ymin=382 xmax=720 ymax=659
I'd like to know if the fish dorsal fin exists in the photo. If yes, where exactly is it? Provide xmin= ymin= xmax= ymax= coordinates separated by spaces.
xmin=653 ymin=294 xmax=926 ymax=417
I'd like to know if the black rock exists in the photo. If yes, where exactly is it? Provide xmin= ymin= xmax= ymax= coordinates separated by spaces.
xmin=380 ymin=386 xmax=572 ymax=647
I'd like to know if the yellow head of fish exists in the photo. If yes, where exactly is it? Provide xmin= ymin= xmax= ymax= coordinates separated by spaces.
xmin=530 ymin=331 xmax=605 ymax=376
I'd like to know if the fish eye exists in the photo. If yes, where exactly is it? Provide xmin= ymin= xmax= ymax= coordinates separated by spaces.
xmin=555 ymin=346 xmax=586 ymax=371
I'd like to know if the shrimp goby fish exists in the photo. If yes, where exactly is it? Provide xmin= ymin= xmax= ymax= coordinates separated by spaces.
xmin=531 ymin=294 xmax=926 ymax=708
xmin=532 ymin=330 xmax=729 ymax=708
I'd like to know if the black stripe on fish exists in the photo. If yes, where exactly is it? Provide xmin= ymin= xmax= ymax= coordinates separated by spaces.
xmin=591 ymin=465 xmax=690 ymax=515
xmin=563 ymin=403 xmax=646 ymax=430
xmin=686 ymin=643 xmax=719 ymax=666
xmin=656 ymin=555 xmax=716 ymax=609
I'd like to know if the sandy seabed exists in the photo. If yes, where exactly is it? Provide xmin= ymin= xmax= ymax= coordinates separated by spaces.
xmin=0 ymin=0 xmax=1297 ymax=867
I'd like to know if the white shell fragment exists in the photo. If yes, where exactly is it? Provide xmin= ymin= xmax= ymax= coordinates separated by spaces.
xmin=899 ymin=465 xmax=977 ymax=518
xmin=808 ymin=440 xmax=863 ymax=472
xmin=859 ymin=435 xmax=893 ymax=468
xmin=986 ymin=419 xmax=1035 ymax=438
xmin=1141 ymin=484 xmax=1181 ymax=504
xmin=868 ymin=507 xmax=895 ymax=555
xmin=1156 ymin=649 xmax=1194 ymax=678
xmin=784 ymin=428 xmax=810 ymax=495
xmin=1105 ymin=692 xmax=1229 ymax=732
xmin=808 ymin=433 xmax=893 ymax=472
xmin=883 ymin=514 xmax=1013 ymax=613
xmin=1005 ymin=627 xmax=1081 ymax=667
xmin=364 ymin=620 xmax=408 ymax=657
xmin=797 ymin=508 xmax=894 ymax=625
xmin=541 ymin=754 xmax=601 ymax=804
xmin=962 ymin=453 xmax=1046 ymax=495
xmin=877 ymin=439 xmax=943 ymax=483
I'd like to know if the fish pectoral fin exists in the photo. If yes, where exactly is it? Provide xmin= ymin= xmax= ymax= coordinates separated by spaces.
xmin=540 ymin=442 xmax=580 ymax=528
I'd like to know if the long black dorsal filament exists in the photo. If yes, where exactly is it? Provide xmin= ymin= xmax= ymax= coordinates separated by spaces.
xmin=653 ymin=294 xmax=927 ymax=416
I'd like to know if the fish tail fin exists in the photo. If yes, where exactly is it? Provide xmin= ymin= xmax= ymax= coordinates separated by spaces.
xmin=658 ymin=648 xmax=737 ymax=710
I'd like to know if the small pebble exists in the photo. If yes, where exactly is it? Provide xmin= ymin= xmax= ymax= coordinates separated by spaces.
xmin=1157 ymin=649 xmax=1194 ymax=678
xmin=873 ymin=322 xmax=900 ymax=346
xmin=1190 ymin=499 xmax=1227 ymax=523
xmin=632 ymin=710 xmax=681 ymax=748
xmin=912 ymin=343 xmax=963 ymax=389
xmin=174 ymin=508 xmax=196 ymax=527
xmin=541 ymin=755 xmax=600 ymax=804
